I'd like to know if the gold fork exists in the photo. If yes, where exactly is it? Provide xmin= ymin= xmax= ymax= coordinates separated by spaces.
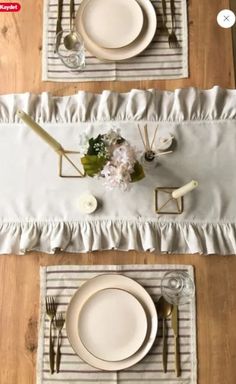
xmin=55 ymin=312 xmax=65 ymax=373
xmin=168 ymin=0 xmax=179 ymax=48
xmin=45 ymin=296 xmax=57 ymax=374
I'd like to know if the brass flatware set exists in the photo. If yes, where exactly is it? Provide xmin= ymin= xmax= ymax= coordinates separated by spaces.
xmin=45 ymin=282 xmax=190 ymax=377
xmin=161 ymin=0 xmax=179 ymax=48
xmin=156 ymin=296 xmax=180 ymax=376
xmin=45 ymin=296 xmax=181 ymax=376
xmin=63 ymin=0 xmax=79 ymax=50
xmin=55 ymin=312 xmax=65 ymax=373
xmin=171 ymin=304 xmax=180 ymax=377
xmin=169 ymin=0 xmax=179 ymax=48
xmin=55 ymin=0 xmax=179 ymax=55
xmin=54 ymin=0 xmax=63 ymax=53
xmin=45 ymin=296 xmax=65 ymax=374
xmin=54 ymin=0 xmax=81 ymax=51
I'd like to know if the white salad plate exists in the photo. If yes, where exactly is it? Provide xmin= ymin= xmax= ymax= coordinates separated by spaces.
xmin=78 ymin=288 xmax=148 ymax=361
xmin=81 ymin=0 xmax=144 ymax=49
xmin=75 ymin=0 xmax=157 ymax=61
xmin=66 ymin=274 xmax=158 ymax=371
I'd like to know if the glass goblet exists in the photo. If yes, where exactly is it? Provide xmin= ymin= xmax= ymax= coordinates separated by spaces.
xmin=55 ymin=30 xmax=85 ymax=70
xmin=161 ymin=270 xmax=195 ymax=305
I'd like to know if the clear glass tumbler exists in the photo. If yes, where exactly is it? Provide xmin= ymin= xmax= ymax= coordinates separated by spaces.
xmin=161 ymin=271 xmax=195 ymax=305
xmin=55 ymin=30 xmax=85 ymax=70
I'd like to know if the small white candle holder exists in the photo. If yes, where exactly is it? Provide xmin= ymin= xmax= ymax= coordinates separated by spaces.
xmin=156 ymin=134 xmax=175 ymax=152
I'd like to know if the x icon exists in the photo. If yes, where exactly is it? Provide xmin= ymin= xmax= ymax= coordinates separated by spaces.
xmin=217 ymin=9 xmax=235 ymax=28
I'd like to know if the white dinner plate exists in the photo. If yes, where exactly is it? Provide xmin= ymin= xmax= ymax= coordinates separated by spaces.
xmin=78 ymin=288 xmax=148 ymax=361
xmin=66 ymin=274 xmax=158 ymax=371
xmin=81 ymin=0 xmax=144 ymax=49
xmin=75 ymin=0 xmax=157 ymax=61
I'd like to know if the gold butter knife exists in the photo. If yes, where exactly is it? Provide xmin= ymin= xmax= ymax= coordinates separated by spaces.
xmin=54 ymin=0 xmax=63 ymax=53
xmin=171 ymin=305 xmax=180 ymax=377
xmin=161 ymin=0 xmax=168 ymax=34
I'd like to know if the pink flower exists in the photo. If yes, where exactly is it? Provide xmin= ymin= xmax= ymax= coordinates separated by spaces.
xmin=112 ymin=143 xmax=136 ymax=169
xmin=101 ymin=162 xmax=132 ymax=191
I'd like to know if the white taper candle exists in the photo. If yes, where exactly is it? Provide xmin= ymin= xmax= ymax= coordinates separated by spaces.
xmin=172 ymin=180 xmax=198 ymax=199
xmin=17 ymin=110 xmax=63 ymax=153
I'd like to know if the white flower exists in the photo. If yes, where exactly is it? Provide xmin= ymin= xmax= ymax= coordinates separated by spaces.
xmin=103 ymin=129 xmax=121 ymax=146
xmin=78 ymin=133 xmax=89 ymax=154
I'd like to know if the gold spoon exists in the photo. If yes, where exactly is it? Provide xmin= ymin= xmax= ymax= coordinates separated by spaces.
xmin=156 ymin=296 xmax=173 ymax=373
xmin=64 ymin=0 xmax=79 ymax=50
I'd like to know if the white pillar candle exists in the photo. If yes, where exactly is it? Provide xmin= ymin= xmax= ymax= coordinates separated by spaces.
xmin=78 ymin=194 xmax=98 ymax=214
xmin=17 ymin=110 xmax=63 ymax=153
xmin=172 ymin=180 xmax=198 ymax=199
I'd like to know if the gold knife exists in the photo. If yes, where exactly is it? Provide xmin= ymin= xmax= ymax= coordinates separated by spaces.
xmin=171 ymin=305 xmax=180 ymax=377
xmin=161 ymin=0 xmax=168 ymax=33
xmin=54 ymin=0 xmax=63 ymax=53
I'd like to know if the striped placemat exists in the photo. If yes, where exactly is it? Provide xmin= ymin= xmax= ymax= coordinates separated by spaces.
xmin=42 ymin=0 xmax=188 ymax=81
xmin=37 ymin=264 xmax=197 ymax=384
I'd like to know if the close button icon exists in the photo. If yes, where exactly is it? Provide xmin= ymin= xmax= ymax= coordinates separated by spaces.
xmin=217 ymin=9 xmax=236 ymax=28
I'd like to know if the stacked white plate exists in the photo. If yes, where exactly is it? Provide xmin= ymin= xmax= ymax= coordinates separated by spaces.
xmin=75 ymin=0 xmax=157 ymax=61
xmin=66 ymin=274 xmax=158 ymax=370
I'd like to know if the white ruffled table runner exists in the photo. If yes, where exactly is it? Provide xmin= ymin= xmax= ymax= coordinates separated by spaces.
xmin=37 ymin=264 xmax=197 ymax=384
xmin=0 ymin=86 xmax=236 ymax=255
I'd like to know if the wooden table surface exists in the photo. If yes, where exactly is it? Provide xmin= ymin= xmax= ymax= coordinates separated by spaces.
xmin=0 ymin=1 xmax=236 ymax=383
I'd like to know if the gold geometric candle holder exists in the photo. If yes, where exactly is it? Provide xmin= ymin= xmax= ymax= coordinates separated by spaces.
xmin=17 ymin=110 xmax=85 ymax=178
xmin=155 ymin=187 xmax=183 ymax=214
xmin=58 ymin=150 xmax=85 ymax=178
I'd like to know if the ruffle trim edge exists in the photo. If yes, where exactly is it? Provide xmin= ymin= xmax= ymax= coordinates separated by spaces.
xmin=0 ymin=86 xmax=236 ymax=123
xmin=0 ymin=220 xmax=235 ymax=255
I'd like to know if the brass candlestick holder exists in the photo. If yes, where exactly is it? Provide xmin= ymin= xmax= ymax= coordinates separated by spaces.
xmin=17 ymin=110 xmax=85 ymax=178
xmin=155 ymin=187 xmax=183 ymax=214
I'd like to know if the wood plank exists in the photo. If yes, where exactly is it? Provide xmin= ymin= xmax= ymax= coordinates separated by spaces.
xmin=230 ymin=0 xmax=236 ymax=79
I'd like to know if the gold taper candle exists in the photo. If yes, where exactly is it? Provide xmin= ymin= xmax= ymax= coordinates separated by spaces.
xmin=17 ymin=110 xmax=63 ymax=153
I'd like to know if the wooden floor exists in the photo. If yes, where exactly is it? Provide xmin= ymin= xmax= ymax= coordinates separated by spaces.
xmin=0 ymin=0 xmax=236 ymax=383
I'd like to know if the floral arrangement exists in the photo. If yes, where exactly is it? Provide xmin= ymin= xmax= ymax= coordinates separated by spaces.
xmin=80 ymin=129 xmax=145 ymax=191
